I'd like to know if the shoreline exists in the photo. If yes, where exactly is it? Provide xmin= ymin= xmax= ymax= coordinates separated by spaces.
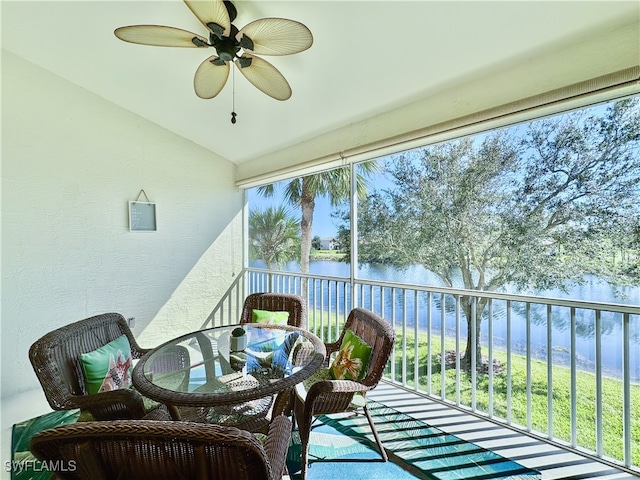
xmin=309 ymin=250 xmax=345 ymax=261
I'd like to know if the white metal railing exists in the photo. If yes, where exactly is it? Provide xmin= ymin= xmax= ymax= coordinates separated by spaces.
xmin=204 ymin=267 xmax=640 ymax=474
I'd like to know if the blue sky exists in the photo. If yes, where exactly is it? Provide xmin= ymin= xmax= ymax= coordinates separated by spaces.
xmin=247 ymin=189 xmax=340 ymax=239
xmin=309 ymin=197 xmax=340 ymax=238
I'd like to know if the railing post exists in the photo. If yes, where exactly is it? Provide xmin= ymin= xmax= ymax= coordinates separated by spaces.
xmin=234 ymin=267 xmax=639 ymax=473
xmin=349 ymin=161 xmax=358 ymax=310
xmin=471 ymin=296 xmax=477 ymax=411
xmin=413 ymin=289 xmax=419 ymax=391
xmin=426 ymin=291 xmax=433 ymax=396
xmin=440 ymin=293 xmax=446 ymax=399
xmin=570 ymin=307 xmax=577 ymax=448
xmin=487 ymin=298 xmax=493 ymax=417
xmin=526 ymin=302 xmax=532 ymax=432
xmin=596 ymin=310 xmax=603 ymax=457
xmin=547 ymin=304 xmax=553 ymax=439
xmin=401 ymin=289 xmax=407 ymax=387
xmin=390 ymin=287 xmax=397 ymax=382
xmin=456 ymin=294 xmax=461 ymax=407
xmin=623 ymin=312 xmax=631 ymax=467
xmin=506 ymin=300 xmax=512 ymax=424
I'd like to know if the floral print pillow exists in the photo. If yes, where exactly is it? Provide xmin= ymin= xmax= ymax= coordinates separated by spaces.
xmin=80 ymin=335 xmax=133 ymax=394
xmin=329 ymin=329 xmax=372 ymax=381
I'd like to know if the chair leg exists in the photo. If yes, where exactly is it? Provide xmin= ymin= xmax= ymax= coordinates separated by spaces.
xmin=294 ymin=398 xmax=311 ymax=480
xmin=363 ymin=404 xmax=388 ymax=462
xmin=301 ymin=436 xmax=310 ymax=480
xmin=297 ymin=416 xmax=310 ymax=480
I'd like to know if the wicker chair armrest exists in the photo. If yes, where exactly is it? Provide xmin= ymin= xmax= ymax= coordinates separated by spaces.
xmin=264 ymin=415 xmax=292 ymax=480
xmin=72 ymin=389 xmax=147 ymax=420
xmin=121 ymin=321 xmax=150 ymax=359
xmin=272 ymin=388 xmax=294 ymax=418
xmin=307 ymin=379 xmax=369 ymax=408
xmin=292 ymin=342 xmax=318 ymax=367
xmin=324 ymin=341 xmax=341 ymax=357
xmin=307 ymin=379 xmax=371 ymax=398
xmin=132 ymin=346 xmax=152 ymax=358
xmin=300 ymin=379 xmax=369 ymax=418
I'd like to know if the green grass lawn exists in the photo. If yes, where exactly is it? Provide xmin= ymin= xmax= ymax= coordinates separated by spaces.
xmin=391 ymin=332 xmax=640 ymax=466
xmin=307 ymin=316 xmax=639 ymax=466
xmin=309 ymin=249 xmax=345 ymax=260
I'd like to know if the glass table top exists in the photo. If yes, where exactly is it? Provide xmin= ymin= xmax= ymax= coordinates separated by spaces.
xmin=132 ymin=324 xmax=325 ymax=408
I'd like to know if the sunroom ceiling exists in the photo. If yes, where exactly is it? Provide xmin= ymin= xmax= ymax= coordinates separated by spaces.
xmin=2 ymin=1 xmax=638 ymax=173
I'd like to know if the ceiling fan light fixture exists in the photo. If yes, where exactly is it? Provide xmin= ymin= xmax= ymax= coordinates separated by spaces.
xmin=114 ymin=0 xmax=311 ymax=111
xmin=215 ymin=41 xmax=238 ymax=62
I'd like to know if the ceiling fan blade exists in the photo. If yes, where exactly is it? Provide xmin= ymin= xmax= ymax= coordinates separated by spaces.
xmin=234 ymin=54 xmax=292 ymax=101
xmin=184 ymin=0 xmax=231 ymax=38
xmin=114 ymin=25 xmax=209 ymax=47
xmin=237 ymin=18 xmax=313 ymax=56
xmin=194 ymin=55 xmax=230 ymax=99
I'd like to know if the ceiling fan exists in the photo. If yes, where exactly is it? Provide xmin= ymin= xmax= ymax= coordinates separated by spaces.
xmin=114 ymin=0 xmax=313 ymax=123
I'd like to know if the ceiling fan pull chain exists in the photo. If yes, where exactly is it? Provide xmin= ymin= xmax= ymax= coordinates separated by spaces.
xmin=231 ymin=64 xmax=237 ymax=124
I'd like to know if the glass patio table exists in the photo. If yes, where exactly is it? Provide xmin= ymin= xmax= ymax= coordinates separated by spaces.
xmin=132 ymin=323 xmax=326 ymax=423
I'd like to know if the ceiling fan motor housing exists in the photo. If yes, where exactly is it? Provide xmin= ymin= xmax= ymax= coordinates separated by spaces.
xmin=210 ymin=24 xmax=244 ymax=62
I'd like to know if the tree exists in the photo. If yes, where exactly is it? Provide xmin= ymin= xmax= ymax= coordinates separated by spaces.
xmin=248 ymin=206 xmax=300 ymax=270
xmin=312 ymin=236 xmax=322 ymax=250
xmin=257 ymin=163 xmax=379 ymax=295
xmin=340 ymin=98 xmax=640 ymax=371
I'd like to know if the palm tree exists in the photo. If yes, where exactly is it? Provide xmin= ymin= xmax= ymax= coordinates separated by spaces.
xmin=248 ymin=206 xmax=300 ymax=270
xmin=257 ymin=163 xmax=380 ymax=294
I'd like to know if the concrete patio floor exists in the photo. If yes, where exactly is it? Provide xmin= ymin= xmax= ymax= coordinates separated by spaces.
xmin=368 ymin=381 xmax=639 ymax=480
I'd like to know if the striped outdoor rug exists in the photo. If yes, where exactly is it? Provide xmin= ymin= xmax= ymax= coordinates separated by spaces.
xmin=287 ymin=400 xmax=541 ymax=480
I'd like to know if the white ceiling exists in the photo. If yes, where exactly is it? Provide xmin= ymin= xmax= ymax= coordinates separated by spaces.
xmin=2 ymin=1 xmax=638 ymax=168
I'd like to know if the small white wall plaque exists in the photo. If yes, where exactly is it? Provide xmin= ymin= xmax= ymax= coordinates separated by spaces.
xmin=129 ymin=190 xmax=156 ymax=231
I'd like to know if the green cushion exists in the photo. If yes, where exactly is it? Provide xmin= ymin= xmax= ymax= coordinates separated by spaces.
xmin=300 ymin=367 xmax=332 ymax=397
xmin=80 ymin=335 xmax=133 ymax=395
xmin=252 ymin=309 xmax=290 ymax=325
xmin=254 ymin=432 xmax=268 ymax=445
xmin=329 ymin=330 xmax=372 ymax=381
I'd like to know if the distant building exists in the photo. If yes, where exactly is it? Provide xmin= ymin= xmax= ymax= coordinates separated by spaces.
xmin=320 ymin=237 xmax=340 ymax=250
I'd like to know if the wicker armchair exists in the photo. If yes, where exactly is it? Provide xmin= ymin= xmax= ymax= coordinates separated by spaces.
xmin=240 ymin=292 xmax=307 ymax=328
xmin=30 ymin=415 xmax=292 ymax=480
xmin=293 ymin=308 xmax=396 ymax=479
xmin=29 ymin=312 xmax=189 ymax=421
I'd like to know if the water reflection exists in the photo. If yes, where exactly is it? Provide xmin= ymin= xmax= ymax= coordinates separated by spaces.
xmin=250 ymin=260 xmax=640 ymax=380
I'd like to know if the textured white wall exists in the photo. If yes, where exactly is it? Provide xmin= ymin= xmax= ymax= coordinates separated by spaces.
xmin=1 ymin=51 xmax=243 ymax=401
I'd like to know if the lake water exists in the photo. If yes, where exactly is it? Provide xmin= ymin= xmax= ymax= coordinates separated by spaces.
xmin=251 ymin=260 xmax=640 ymax=381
